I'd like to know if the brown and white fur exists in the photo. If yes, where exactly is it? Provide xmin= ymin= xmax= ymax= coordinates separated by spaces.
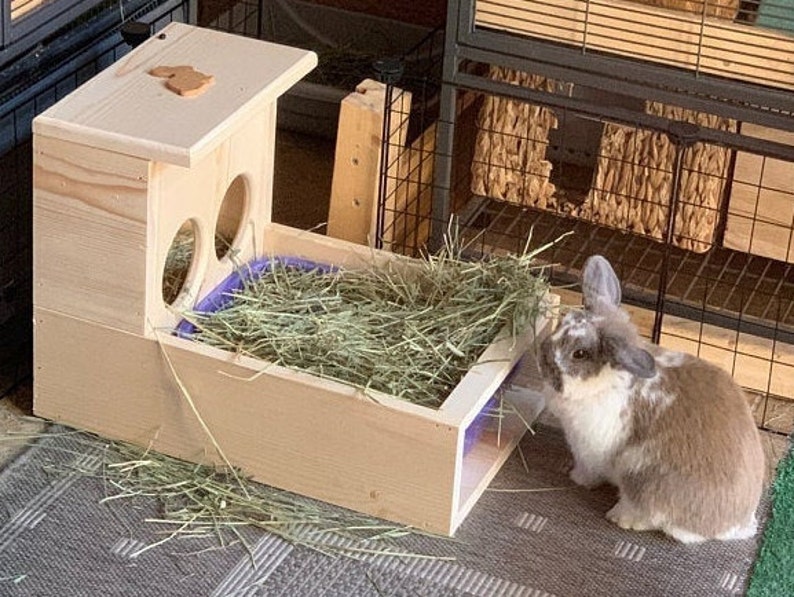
xmin=539 ymin=255 xmax=765 ymax=543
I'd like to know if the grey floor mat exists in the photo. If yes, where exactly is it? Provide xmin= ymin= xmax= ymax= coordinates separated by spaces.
xmin=0 ymin=424 xmax=765 ymax=596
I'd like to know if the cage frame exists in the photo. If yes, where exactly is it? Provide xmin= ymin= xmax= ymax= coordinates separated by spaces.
xmin=366 ymin=0 xmax=794 ymax=436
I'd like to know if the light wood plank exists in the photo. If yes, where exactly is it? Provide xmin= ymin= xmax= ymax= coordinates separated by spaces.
xmin=33 ymin=135 xmax=150 ymax=334
xmin=725 ymin=123 xmax=794 ymax=263
xmin=327 ymin=80 xmax=412 ymax=246
xmin=32 ymin=22 xmax=317 ymax=167
xmin=327 ymin=81 xmax=393 ymax=244
xmin=34 ymin=105 xmax=277 ymax=335
xmin=476 ymin=0 xmax=794 ymax=91
xmin=327 ymin=80 xmax=441 ymax=252
xmin=262 ymin=221 xmax=411 ymax=271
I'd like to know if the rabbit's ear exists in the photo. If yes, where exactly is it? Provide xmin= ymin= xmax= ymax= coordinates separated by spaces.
xmin=582 ymin=255 xmax=622 ymax=312
xmin=604 ymin=334 xmax=656 ymax=378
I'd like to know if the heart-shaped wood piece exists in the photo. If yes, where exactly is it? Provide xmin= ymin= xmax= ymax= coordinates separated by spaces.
xmin=149 ymin=65 xmax=215 ymax=97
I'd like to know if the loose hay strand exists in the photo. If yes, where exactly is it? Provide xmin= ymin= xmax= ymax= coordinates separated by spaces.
xmin=22 ymin=428 xmax=449 ymax=561
xmin=7 ymin=426 xmax=454 ymax=560
xmin=152 ymin=325 xmax=249 ymax=499
xmin=180 ymin=231 xmax=553 ymax=408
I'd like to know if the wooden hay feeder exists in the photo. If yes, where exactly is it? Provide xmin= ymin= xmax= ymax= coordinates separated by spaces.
xmin=32 ymin=23 xmax=551 ymax=535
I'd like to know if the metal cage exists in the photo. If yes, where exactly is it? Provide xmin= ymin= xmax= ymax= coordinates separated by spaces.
xmin=376 ymin=0 xmax=794 ymax=437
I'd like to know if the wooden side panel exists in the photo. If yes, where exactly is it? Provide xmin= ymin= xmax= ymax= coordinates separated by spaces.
xmin=34 ymin=104 xmax=277 ymax=335
xmin=327 ymin=80 xmax=411 ymax=246
xmin=659 ymin=316 xmax=794 ymax=401
xmin=33 ymin=135 xmax=150 ymax=334
xmin=148 ymin=105 xmax=276 ymax=331
xmin=33 ymin=307 xmax=460 ymax=534
xmin=724 ymin=124 xmax=794 ymax=264
xmin=476 ymin=0 xmax=794 ymax=91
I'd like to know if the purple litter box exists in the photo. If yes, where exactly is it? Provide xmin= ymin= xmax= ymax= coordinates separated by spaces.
xmin=174 ymin=256 xmax=332 ymax=338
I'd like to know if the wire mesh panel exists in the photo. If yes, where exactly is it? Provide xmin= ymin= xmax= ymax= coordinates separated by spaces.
xmin=376 ymin=31 xmax=445 ymax=256
xmin=376 ymin=37 xmax=794 ymax=435
xmin=0 ymin=0 xmax=187 ymax=397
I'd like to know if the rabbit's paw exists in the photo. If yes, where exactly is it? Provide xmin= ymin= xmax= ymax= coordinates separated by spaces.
xmin=606 ymin=499 xmax=654 ymax=531
xmin=569 ymin=465 xmax=605 ymax=488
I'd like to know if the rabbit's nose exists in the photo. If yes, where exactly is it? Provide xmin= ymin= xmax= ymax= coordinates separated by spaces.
xmin=563 ymin=310 xmax=585 ymax=324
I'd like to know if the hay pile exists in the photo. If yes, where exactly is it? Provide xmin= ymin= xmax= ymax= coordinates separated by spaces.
xmin=180 ymin=233 xmax=551 ymax=408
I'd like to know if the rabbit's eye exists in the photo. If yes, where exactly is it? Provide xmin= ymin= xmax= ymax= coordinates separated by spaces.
xmin=572 ymin=349 xmax=589 ymax=360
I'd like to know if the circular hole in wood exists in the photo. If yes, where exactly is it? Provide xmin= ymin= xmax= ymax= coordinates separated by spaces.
xmin=162 ymin=219 xmax=199 ymax=306
xmin=215 ymin=175 xmax=249 ymax=260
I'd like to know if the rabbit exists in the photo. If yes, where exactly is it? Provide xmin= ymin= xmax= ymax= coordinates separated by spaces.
xmin=538 ymin=254 xmax=765 ymax=543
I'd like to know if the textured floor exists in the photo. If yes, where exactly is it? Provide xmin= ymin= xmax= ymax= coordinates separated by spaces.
xmin=0 ymin=423 xmax=779 ymax=597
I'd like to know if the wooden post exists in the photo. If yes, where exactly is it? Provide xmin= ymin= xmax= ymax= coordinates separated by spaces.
xmin=327 ymin=79 xmax=411 ymax=246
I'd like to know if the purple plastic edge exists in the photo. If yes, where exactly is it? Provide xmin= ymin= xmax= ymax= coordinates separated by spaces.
xmin=462 ymin=357 xmax=525 ymax=455
xmin=174 ymin=256 xmax=333 ymax=337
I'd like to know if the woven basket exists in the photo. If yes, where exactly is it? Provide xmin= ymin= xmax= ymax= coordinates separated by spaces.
xmin=581 ymin=103 xmax=735 ymax=253
xmin=470 ymin=66 xmax=559 ymax=210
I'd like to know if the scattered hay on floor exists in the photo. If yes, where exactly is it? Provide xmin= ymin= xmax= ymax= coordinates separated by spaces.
xmin=3 ymin=427 xmax=453 ymax=561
